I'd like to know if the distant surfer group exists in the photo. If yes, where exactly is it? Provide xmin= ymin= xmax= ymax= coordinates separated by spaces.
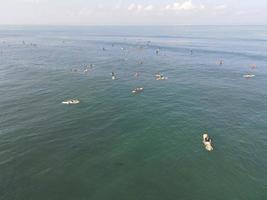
xmin=63 ymin=43 xmax=259 ymax=153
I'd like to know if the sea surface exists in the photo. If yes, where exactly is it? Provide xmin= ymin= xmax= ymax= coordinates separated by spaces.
xmin=0 ymin=26 xmax=267 ymax=200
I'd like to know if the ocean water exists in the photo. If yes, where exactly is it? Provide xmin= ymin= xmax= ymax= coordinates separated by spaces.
xmin=0 ymin=26 xmax=267 ymax=200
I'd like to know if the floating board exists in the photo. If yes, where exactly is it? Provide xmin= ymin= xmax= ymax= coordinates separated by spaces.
xmin=243 ymin=74 xmax=255 ymax=78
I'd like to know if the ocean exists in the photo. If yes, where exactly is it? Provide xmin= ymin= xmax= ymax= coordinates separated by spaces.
xmin=0 ymin=26 xmax=267 ymax=200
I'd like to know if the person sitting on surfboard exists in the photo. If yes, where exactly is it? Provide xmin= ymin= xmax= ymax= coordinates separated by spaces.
xmin=203 ymin=133 xmax=213 ymax=151
xmin=205 ymin=136 xmax=211 ymax=143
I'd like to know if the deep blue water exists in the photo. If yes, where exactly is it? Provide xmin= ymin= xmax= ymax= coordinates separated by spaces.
xmin=0 ymin=26 xmax=267 ymax=200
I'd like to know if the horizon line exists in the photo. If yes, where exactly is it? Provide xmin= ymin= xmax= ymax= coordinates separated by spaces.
xmin=0 ymin=24 xmax=267 ymax=27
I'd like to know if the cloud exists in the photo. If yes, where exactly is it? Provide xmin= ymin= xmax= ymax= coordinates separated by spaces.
xmin=114 ymin=0 xmax=123 ymax=10
xmin=128 ymin=3 xmax=136 ymax=11
xmin=144 ymin=5 xmax=153 ymax=11
xmin=77 ymin=8 xmax=92 ymax=16
xmin=174 ymin=1 xmax=194 ymax=10
xmin=67 ymin=8 xmax=93 ymax=18
xmin=127 ymin=1 xmax=208 ymax=13
xmin=215 ymin=5 xmax=227 ymax=10
xmin=136 ymin=4 xmax=143 ymax=12
xmin=23 ymin=0 xmax=40 ymax=4
xmin=165 ymin=5 xmax=171 ymax=10
xmin=235 ymin=11 xmax=247 ymax=16
xmin=165 ymin=1 xmax=205 ymax=11
xmin=128 ymin=3 xmax=154 ymax=12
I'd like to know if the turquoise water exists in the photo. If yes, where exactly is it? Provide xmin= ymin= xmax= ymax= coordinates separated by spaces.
xmin=0 ymin=26 xmax=267 ymax=200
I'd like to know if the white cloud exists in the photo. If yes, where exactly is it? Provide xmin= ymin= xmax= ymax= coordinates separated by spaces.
xmin=235 ymin=11 xmax=247 ymax=15
xmin=165 ymin=5 xmax=171 ymax=10
xmin=127 ymin=1 xmax=208 ymax=13
xmin=144 ymin=5 xmax=153 ymax=11
xmin=128 ymin=3 xmax=136 ymax=11
xmin=165 ymin=1 xmax=205 ymax=11
xmin=137 ymin=4 xmax=143 ymax=12
xmin=78 ymin=8 xmax=92 ymax=16
xmin=215 ymin=5 xmax=227 ymax=10
xmin=23 ymin=0 xmax=40 ymax=3
xmin=175 ymin=1 xmax=194 ymax=10
xmin=199 ymin=5 xmax=205 ymax=10
xmin=67 ymin=8 xmax=92 ymax=17
xmin=127 ymin=3 xmax=154 ymax=12
xmin=114 ymin=0 xmax=122 ymax=10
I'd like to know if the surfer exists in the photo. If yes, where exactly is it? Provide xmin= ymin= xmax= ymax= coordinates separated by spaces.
xmin=203 ymin=133 xmax=213 ymax=151
xmin=132 ymin=87 xmax=143 ymax=94
xmin=111 ymin=72 xmax=116 ymax=80
xmin=250 ymin=64 xmax=257 ymax=69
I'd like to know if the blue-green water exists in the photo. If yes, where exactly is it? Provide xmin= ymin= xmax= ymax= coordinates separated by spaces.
xmin=0 ymin=26 xmax=267 ymax=200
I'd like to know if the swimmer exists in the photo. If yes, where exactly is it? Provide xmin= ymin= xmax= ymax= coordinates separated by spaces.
xmin=219 ymin=60 xmax=224 ymax=65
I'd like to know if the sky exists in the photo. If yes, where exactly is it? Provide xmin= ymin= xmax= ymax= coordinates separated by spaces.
xmin=0 ymin=0 xmax=267 ymax=25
